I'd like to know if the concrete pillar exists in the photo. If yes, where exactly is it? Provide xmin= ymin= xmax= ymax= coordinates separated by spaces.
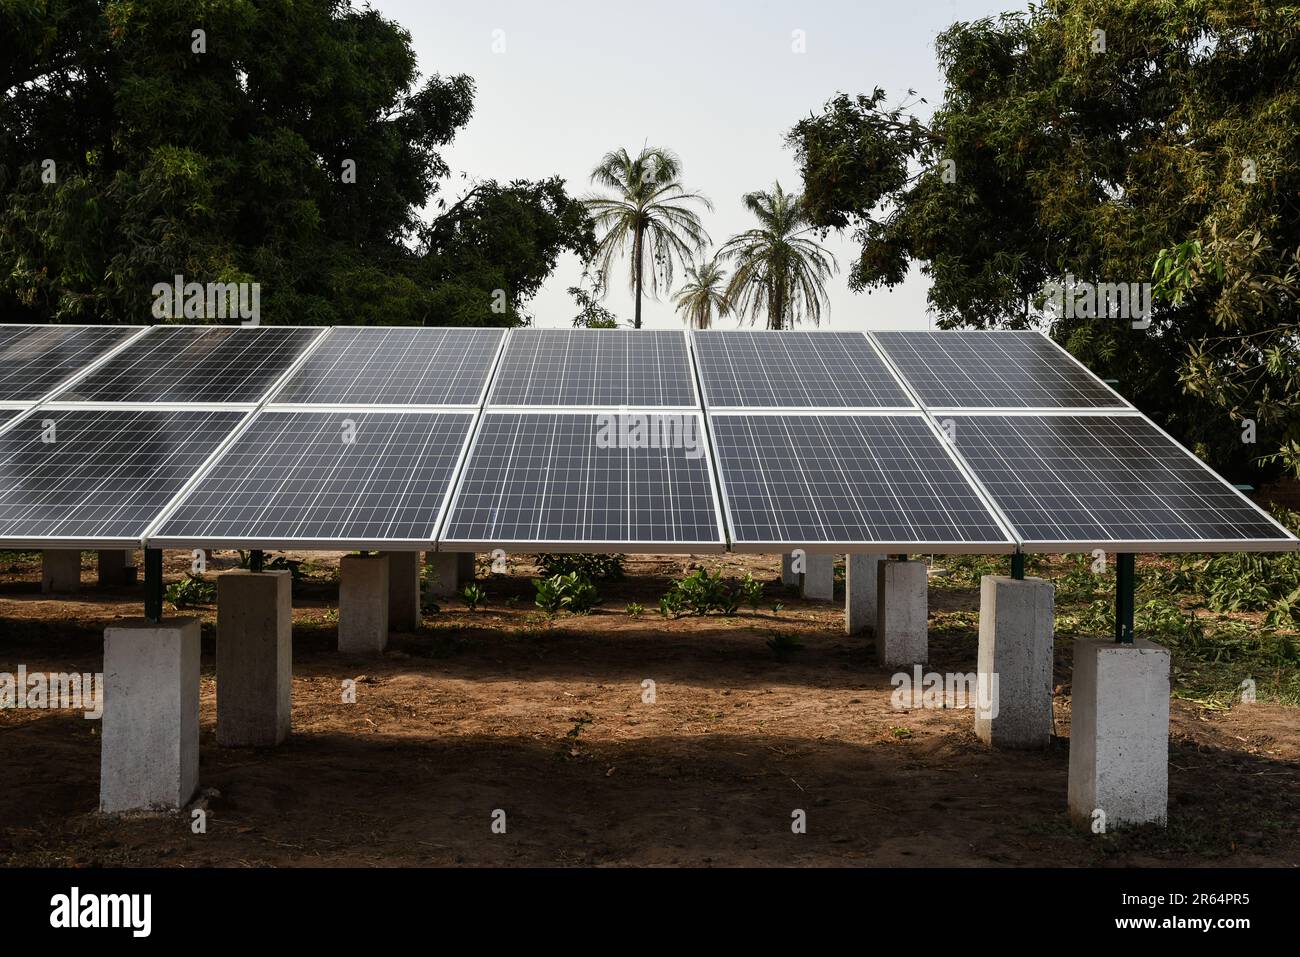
xmin=97 ymin=549 xmax=135 ymax=588
xmin=875 ymin=559 xmax=927 ymax=666
xmin=457 ymin=552 xmax=476 ymax=582
xmin=845 ymin=554 xmax=884 ymax=634
xmin=1068 ymin=638 xmax=1170 ymax=830
xmin=217 ymin=570 xmax=292 ymax=747
xmin=780 ymin=553 xmax=800 ymax=587
xmin=801 ymin=553 xmax=834 ymax=602
xmin=338 ymin=554 xmax=389 ymax=654
xmin=975 ymin=575 xmax=1054 ymax=749
xmin=424 ymin=551 xmax=460 ymax=598
xmin=41 ymin=549 xmax=81 ymax=594
xmin=100 ymin=618 xmax=201 ymax=812
xmin=380 ymin=551 xmax=422 ymax=632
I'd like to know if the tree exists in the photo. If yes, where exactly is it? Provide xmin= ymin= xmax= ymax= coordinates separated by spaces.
xmin=718 ymin=182 xmax=837 ymax=330
xmin=584 ymin=146 xmax=712 ymax=328
xmin=569 ymin=269 xmax=620 ymax=328
xmin=788 ymin=3 xmax=1300 ymax=479
xmin=672 ymin=257 xmax=730 ymax=329
xmin=0 ymin=0 xmax=591 ymax=327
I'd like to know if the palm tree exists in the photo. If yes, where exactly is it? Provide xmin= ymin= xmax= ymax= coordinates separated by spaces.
xmin=585 ymin=146 xmax=712 ymax=328
xmin=718 ymin=182 xmax=837 ymax=329
xmin=672 ymin=257 xmax=731 ymax=329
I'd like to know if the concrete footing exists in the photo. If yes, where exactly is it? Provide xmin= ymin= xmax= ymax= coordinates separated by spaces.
xmin=424 ymin=552 xmax=460 ymax=598
xmin=801 ymin=553 xmax=834 ymax=602
xmin=780 ymin=553 xmax=800 ymax=588
xmin=339 ymin=554 xmax=389 ymax=654
xmin=217 ymin=570 xmax=292 ymax=747
xmin=100 ymin=618 xmax=201 ymax=812
xmin=846 ymin=554 xmax=883 ymax=634
xmin=381 ymin=551 xmax=422 ymax=632
xmin=975 ymin=575 xmax=1054 ymax=749
xmin=41 ymin=549 xmax=81 ymax=594
xmin=458 ymin=552 xmax=476 ymax=582
xmin=96 ymin=549 xmax=135 ymax=588
xmin=1068 ymin=638 xmax=1170 ymax=831
xmin=875 ymin=559 xmax=927 ymax=666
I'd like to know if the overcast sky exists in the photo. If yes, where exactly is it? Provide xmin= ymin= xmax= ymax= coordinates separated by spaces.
xmin=377 ymin=0 xmax=1020 ymax=330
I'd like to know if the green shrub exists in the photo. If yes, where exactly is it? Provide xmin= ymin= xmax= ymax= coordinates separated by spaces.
xmin=766 ymin=630 xmax=803 ymax=660
xmin=461 ymin=583 xmax=486 ymax=611
xmin=738 ymin=573 xmax=764 ymax=611
xmin=660 ymin=568 xmax=739 ymax=618
xmin=166 ymin=573 xmax=214 ymax=609
xmin=534 ymin=573 xmax=599 ymax=615
xmin=535 ymin=553 xmax=625 ymax=582
xmin=625 ymin=602 xmax=644 ymax=617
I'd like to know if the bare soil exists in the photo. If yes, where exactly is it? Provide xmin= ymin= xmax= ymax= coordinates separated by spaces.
xmin=0 ymin=551 xmax=1296 ymax=867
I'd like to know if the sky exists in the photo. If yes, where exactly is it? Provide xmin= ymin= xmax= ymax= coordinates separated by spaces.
xmin=377 ymin=0 xmax=1021 ymax=330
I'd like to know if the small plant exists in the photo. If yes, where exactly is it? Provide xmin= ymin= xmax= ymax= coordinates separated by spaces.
xmin=535 ymin=553 xmax=626 ymax=582
xmin=166 ymin=573 xmax=215 ymax=609
xmin=626 ymin=602 xmax=644 ymax=617
xmin=461 ymin=583 xmax=486 ymax=611
xmin=534 ymin=572 xmax=600 ymax=616
xmin=770 ymin=601 xmax=784 ymax=616
xmin=659 ymin=568 xmax=739 ymax=618
xmin=766 ymin=630 xmax=803 ymax=661
xmin=738 ymin=573 xmax=764 ymax=612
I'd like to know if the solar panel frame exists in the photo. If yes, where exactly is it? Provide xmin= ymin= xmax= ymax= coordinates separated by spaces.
xmin=0 ymin=324 xmax=150 ymax=403
xmin=707 ymin=408 xmax=1017 ymax=554
xmin=267 ymin=326 xmax=507 ymax=408
xmin=0 ymin=404 xmax=252 ymax=548
xmin=439 ymin=408 xmax=727 ymax=553
xmin=50 ymin=324 xmax=327 ymax=407
xmin=486 ymin=329 xmax=702 ymax=410
xmin=870 ymin=329 xmax=1132 ymax=411
xmin=690 ymin=329 xmax=916 ymax=411
xmin=146 ymin=407 xmax=478 ymax=550
xmin=937 ymin=409 xmax=1299 ymax=553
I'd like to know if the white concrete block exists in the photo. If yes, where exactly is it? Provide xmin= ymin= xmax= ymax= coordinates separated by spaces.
xmin=875 ymin=559 xmax=927 ymax=666
xmin=780 ymin=553 xmax=800 ymax=588
xmin=217 ymin=570 xmax=292 ymax=747
xmin=801 ymin=553 xmax=834 ymax=602
xmin=975 ymin=575 xmax=1054 ymax=749
xmin=846 ymin=554 xmax=884 ymax=634
xmin=423 ymin=551 xmax=460 ymax=598
xmin=1068 ymin=638 xmax=1170 ymax=830
xmin=381 ymin=551 xmax=422 ymax=632
xmin=41 ymin=549 xmax=82 ymax=594
xmin=339 ymin=555 xmax=389 ymax=654
xmin=100 ymin=618 xmax=201 ymax=812
xmin=97 ymin=550 xmax=135 ymax=588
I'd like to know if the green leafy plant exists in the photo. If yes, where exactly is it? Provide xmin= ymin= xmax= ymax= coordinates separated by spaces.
xmin=461 ymin=583 xmax=486 ymax=611
xmin=534 ymin=573 xmax=599 ymax=616
xmin=659 ymin=568 xmax=739 ymax=617
xmin=535 ymin=553 xmax=625 ymax=582
xmin=738 ymin=572 xmax=765 ymax=611
xmin=766 ymin=630 xmax=804 ymax=661
xmin=625 ymin=602 xmax=644 ymax=617
xmin=166 ymin=573 xmax=215 ymax=609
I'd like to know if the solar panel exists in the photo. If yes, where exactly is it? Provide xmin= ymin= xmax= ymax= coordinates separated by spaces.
xmin=488 ymin=330 xmax=696 ymax=407
xmin=0 ymin=407 xmax=247 ymax=545
xmin=55 ymin=325 xmax=320 ymax=404
xmin=945 ymin=414 xmax=1296 ymax=549
xmin=151 ymin=411 xmax=473 ymax=547
xmin=270 ymin=327 xmax=504 ymax=406
xmin=693 ymin=331 xmax=913 ymax=408
xmin=710 ymin=413 xmax=1013 ymax=551
xmin=441 ymin=411 xmax=722 ymax=549
xmin=873 ymin=330 xmax=1126 ymax=409
xmin=0 ymin=325 xmax=143 ymax=401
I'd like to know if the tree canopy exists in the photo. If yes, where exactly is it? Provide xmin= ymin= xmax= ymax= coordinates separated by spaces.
xmin=1 ymin=0 xmax=592 ymax=327
xmin=788 ymin=1 xmax=1300 ymax=480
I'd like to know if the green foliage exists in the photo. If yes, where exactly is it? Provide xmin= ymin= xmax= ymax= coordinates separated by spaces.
xmin=766 ymin=630 xmax=804 ymax=661
xmin=535 ymin=553 xmax=625 ymax=582
xmin=533 ymin=573 xmax=599 ymax=616
xmin=0 ymin=2 xmax=591 ymax=325
xmin=165 ymin=573 xmax=214 ymax=609
xmin=738 ymin=573 xmax=765 ymax=611
xmin=659 ymin=568 xmax=739 ymax=618
xmin=625 ymin=602 xmax=644 ymax=618
xmin=460 ymin=583 xmax=486 ymax=611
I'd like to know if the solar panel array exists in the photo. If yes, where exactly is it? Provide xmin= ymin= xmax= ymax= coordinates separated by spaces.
xmin=0 ymin=322 xmax=1291 ymax=553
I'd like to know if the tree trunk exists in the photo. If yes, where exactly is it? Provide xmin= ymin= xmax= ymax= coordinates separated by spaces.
xmin=633 ymin=227 xmax=644 ymax=329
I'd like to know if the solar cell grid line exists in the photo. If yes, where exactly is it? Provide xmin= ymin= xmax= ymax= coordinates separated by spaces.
xmin=707 ymin=411 xmax=1015 ymax=552
xmin=871 ymin=330 xmax=1128 ymax=410
xmin=487 ymin=329 xmax=698 ymax=407
xmin=943 ymin=412 xmax=1298 ymax=551
xmin=53 ymin=324 xmax=323 ymax=405
xmin=0 ymin=324 xmax=146 ymax=402
xmin=270 ymin=326 xmax=506 ymax=406
xmin=0 ymin=406 xmax=249 ymax=546
xmin=440 ymin=410 xmax=724 ymax=551
xmin=149 ymin=410 xmax=475 ymax=549
xmin=690 ymin=330 xmax=914 ymax=409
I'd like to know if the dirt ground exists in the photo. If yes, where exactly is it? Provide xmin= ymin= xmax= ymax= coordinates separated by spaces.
xmin=0 ymin=550 xmax=1296 ymax=867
